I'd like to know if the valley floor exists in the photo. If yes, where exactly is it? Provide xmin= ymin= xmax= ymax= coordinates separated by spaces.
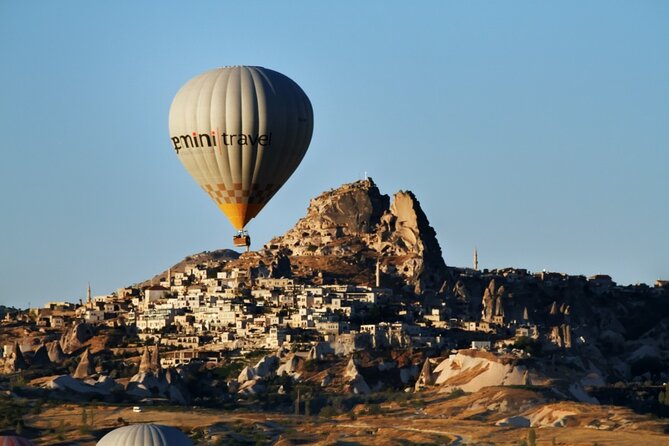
xmin=23 ymin=389 xmax=669 ymax=445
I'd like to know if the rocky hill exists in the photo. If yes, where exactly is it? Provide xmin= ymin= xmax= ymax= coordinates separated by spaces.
xmin=141 ymin=178 xmax=450 ymax=294
xmin=260 ymin=178 xmax=448 ymax=294
xmin=128 ymin=178 xmax=669 ymax=388
xmin=254 ymin=178 xmax=669 ymax=385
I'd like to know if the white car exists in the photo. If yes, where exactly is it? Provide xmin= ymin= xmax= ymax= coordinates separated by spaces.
xmin=132 ymin=406 xmax=142 ymax=413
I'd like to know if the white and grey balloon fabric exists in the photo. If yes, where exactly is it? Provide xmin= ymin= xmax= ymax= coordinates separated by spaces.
xmin=97 ymin=424 xmax=193 ymax=446
xmin=169 ymin=65 xmax=314 ymax=230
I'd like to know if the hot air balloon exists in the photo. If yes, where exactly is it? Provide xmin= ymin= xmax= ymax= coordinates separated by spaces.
xmin=97 ymin=424 xmax=192 ymax=446
xmin=169 ymin=66 xmax=314 ymax=249
xmin=0 ymin=436 xmax=36 ymax=446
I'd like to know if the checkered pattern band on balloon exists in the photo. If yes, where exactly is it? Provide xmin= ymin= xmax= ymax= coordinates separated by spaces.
xmin=202 ymin=183 xmax=277 ymax=204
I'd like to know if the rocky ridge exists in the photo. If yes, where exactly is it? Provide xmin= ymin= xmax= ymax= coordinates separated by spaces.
xmin=261 ymin=178 xmax=448 ymax=293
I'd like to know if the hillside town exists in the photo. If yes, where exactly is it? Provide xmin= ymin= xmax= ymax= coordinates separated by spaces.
xmin=2 ymin=180 xmax=669 ymax=444
xmin=6 ymin=256 xmax=667 ymax=369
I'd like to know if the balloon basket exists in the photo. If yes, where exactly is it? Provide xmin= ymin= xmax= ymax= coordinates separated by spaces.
xmin=233 ymin=231 xmax=251 ymax=251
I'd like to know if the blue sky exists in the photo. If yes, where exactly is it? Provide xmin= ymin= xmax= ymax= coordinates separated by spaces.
xmin=1 ymin=1 xmax=667 ymax=308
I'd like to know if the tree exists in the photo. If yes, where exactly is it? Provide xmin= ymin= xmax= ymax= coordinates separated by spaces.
xmin=15 ymin=420 xmax=24 ymax=436
xmin=304 ymin=394 xmax=311 ymax=416
xmin=295 ymin=388 xmax=301 ymax=415
xmin=659 ymin=382 xmax=669 ymax=405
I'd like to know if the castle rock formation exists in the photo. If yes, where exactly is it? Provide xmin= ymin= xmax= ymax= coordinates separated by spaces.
xmin=263 ymin=179 xmax=448 ymax=294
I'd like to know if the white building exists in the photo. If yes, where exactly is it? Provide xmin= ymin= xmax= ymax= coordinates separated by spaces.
xmin=144 ymin=286 xmax=170 ymax=308
xmin=267 ymin=326 xmax=286 ymax=348
xmin=471 ymin=340 xmax=491 ymax=350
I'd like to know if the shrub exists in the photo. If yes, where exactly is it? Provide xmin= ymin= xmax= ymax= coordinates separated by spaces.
xmin=302 ymin=359 xmax=321 ymax=372
xmin=319 ymin=406 xmax=338 ymax=418
xmin=0 ymin=397 xmax=29 ymax=430
xmin=211 ymin=362 xmax=245 ymax=381
xmin=659 ymin=382 xmax=669 ymax=405
xmin=448 ymin=388 xmax=466 ymax=399
xmin=513 ymin=336 xmax=542 ymax=356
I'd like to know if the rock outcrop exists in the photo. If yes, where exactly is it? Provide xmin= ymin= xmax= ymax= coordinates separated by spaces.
xmin=277 ymin=354 xmax=301 ymax=376
xmin=72 ymin=348 xmax=95 ymax=379
xmin=59 ymin=322 xmax=94 ymax=354
xmin=265 ymin=179 xmax=387 ymax=257
xmin=45 ymin=374 xmax=121 ymax=398
xmin=237 ymin=365 xmax=257 ymax=384
xmin=126 ymin=368 xmax=189 ymax=405
xmin=138 ymin=345 xmax=161 ymax=374
xmin=269 ymin=252 xmax=292 ymax=278
xmin=307 ymin=342 xmax=335 ymax=361
xmin=372 ymin=190 xmax=447 ymax=293
xmin=238 ymin=354 xmax=279 ymax=384
xmin=47 ymin=341 xmax=67 ymax=363
xmin=125 ymin=344 xmax=188 ymax=404
xmin=138 ymin=346 xmax=152 ymax=374
xmin=481 ymin=279 xmax=506 ymax=322
xmin=238 ymin=379 xmax=266 ymax=396
xmin=4 ymin=342 xmax=27 ymax=373
xmin=31 ymin=344 xmax=52 ymax=368
xmin=263 ymin=179 xmax=447 ymax=294
xmin=344 ymin=356 xmax=370 ymax=394
xmin=433 ymin=350 xmax=529 ymax=393
xmin=415 ymin=358 xmax=435 ymax=391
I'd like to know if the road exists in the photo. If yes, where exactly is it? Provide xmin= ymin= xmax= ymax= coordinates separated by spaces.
xmin=338 ymin=422 xmax=469 ymax=445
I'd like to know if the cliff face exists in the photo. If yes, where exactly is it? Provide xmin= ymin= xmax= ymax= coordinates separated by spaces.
xmin=263 ymin=178 xmax=448 ymax=294
xmin=446 ymin=268 xmax=669 ymax=382
xmin=265 ymin=179 xmax=388 ymax=256
xmin=373 ymin=191 xmax=447 ymax=293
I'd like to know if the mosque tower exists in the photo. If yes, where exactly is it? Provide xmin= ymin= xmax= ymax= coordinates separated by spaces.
xmin=473 ymin=248 xmax=479 ymax=271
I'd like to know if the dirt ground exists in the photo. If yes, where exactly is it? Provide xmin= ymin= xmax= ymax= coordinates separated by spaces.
xmin=22 ymin=390 xmax=669 ymax=446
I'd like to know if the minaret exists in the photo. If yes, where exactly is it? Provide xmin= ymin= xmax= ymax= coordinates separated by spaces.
xmin=87 ymin=283 xmax=92 ymax=307
xmin=473 ymin=248 xmax=479 ymax=271
xmin=167 ymin=268 xmax=172 ymax=286
xmin=375 ymin=258 xmax=380 ymax=288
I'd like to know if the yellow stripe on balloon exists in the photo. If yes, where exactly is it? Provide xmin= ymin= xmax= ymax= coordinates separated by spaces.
xmin=217 ymin=203 xmax=264 ymax=230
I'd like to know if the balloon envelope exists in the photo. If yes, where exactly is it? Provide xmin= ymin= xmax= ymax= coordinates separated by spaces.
xmin=0 ymin=437 xmax=35 ymax=446
xmin=97 ymin=424 xmax=192 ymax=446
xmin=169 ymin=66 xmax=314 ymax=230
